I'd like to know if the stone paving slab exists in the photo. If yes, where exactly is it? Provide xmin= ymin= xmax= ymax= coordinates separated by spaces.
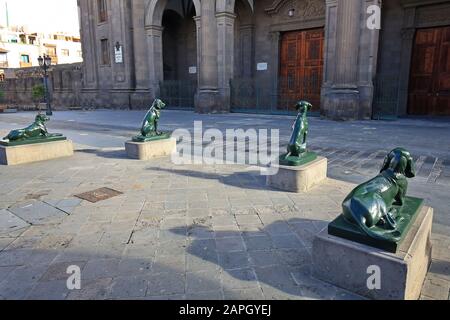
xmin=0 ymin=209 xmax=29 ymax=235
xmin=8 ymin=201 xmax=68 ymax=225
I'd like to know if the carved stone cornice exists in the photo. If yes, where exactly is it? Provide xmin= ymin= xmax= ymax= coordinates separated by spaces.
xmin=265 ymin=0 xmax=325 ymax=18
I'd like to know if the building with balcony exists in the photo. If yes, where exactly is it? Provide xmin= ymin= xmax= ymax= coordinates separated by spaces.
xmin=0 ymin=27 xmax=83 ymax=70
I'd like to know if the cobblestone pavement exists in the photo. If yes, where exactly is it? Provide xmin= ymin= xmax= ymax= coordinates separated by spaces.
xmin=0 ymin=111 xmax=449 ymax=300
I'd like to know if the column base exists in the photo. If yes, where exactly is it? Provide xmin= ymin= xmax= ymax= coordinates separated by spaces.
xmin=129 ymin=90 xmax=153 ymax=109
xmin=321 ymin=88 xmax=362 ymax=121
xmin=195 ymin=89 xmax=228 ymax=114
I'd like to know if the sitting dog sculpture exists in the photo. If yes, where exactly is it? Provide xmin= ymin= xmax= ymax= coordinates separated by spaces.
xmin=3 ymin=113 xmax=51 ymax=141
xmin=280 ymin=100 xmax=316 ymax=166
xmin=133 ymin=99 xmax=168 ymax=142
xmin=342 ymin=148 xmax=416 ymax=241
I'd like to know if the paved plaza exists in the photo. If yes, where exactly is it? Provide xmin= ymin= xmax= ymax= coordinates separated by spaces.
xmin=0 ymin=110 xmax=449 ymax=300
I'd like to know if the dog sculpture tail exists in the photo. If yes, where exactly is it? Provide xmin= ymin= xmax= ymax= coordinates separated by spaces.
xmin=342 ymin=197 xmax=393 ymax=242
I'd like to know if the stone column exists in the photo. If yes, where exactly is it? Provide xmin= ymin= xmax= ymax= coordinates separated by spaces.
xmin=270 ymin=31 xmax=281 ymax=104
xmin=195 ymin=0 xmax=221 ymax=113
xmin=322 ymin=0 xmax=362 ymax=120
xmin=131 ymin=0 xmax=151 ymax=107
xmin=216 ymin=11 xmax=236 ymax=112
xmin=145 ymin=25 xmax=164 ymax=99
xmin=132 ymin=0 xmax=149 ymax=91
xmin=194 ymin=16 xmax=202 ymax=86
xmin=397 ymin=7 xmax=416 ymax=116
xmin=239 ymin=24 xmax=254 ymax=78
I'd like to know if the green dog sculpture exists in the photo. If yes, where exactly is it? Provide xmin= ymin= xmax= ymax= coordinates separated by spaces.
xmin=279 ymin=100 xmax=317 ymax=166
xmin=3 ymin=113 xmax=54 ymax=141
xmin=341 ymin=148 xmax=416 ymax=242
xmin=132 ymin=99 xmax=170 ymax=142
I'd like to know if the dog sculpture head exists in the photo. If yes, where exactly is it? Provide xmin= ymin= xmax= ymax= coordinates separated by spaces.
xmin=380 ymin=148 xmax=415 ymax=178
xmin=153 ymin=99 xmax=166 ymax=111
xmin=35 ymin=113 xmax=50 ymax=125
xmin=296 ymin=101 xmax=312 ymax=114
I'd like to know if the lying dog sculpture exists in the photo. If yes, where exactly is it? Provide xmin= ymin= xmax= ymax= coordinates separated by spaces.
xmin=342 ymin=148 xmax=416 ymax=241
xmin=3 ymin=113 xmax=51 ymax=141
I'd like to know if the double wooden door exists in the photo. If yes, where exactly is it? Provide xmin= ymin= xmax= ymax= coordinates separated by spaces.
xmin=279 ymin=28 xmax=324 ymax=112
xmin=409 ymin=26 xmax=450 ymax=115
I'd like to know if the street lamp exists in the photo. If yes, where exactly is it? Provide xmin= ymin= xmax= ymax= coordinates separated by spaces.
xmin=38 ymin=54 xmax=53 ymax=116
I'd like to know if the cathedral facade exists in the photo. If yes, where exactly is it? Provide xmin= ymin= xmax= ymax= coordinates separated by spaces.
xmin=77 ymin=0 xmax=450 ymax=119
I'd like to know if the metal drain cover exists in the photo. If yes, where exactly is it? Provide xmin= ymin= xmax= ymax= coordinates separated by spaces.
xmin=75 ymin=188 xmax=123 ymax=203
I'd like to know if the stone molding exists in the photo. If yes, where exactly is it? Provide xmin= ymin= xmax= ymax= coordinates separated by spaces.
xmin=265 ymin=0 xmax=325 ymax=19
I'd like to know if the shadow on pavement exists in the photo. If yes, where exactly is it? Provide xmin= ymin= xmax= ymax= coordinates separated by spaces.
xmin=147 ymin=166 xmax=271 ymax=192
xmin=76 ymin=148 xmax=129 ymax=160
xmin=170 ymin=218 xmax=364 ymax=300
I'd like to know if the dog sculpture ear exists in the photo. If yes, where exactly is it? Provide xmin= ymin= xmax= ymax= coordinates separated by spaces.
xmin=404 ymin=153 xmax=416 ymax=178
xmin=381 ymin=149 xmax=406 ymax=175
xmin=380 ymin=151 xmax=393 ymax=173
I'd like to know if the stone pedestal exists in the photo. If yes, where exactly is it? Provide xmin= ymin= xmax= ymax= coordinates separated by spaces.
xmin=266 ymin=157 xmax=327 ymax=193
xmin=125 ymin=137 xmax=176 ymax=160
xmin=312 ymin=206 xmax=433 ymax=300
xmin=0 ymin=140 xmax=74 ymax=165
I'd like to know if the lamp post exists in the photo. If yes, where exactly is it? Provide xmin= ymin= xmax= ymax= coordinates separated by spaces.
xmin=38 ymin=54 xmax=52 ymax=116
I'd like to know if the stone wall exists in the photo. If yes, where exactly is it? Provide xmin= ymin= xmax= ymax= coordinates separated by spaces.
xmin=1 ymin=63 xmax=82 ymax=110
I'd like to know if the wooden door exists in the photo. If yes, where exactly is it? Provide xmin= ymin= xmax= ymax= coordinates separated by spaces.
xmin=409 ymin=26 xmax=450 ymax=115
xmin=279 ymin=28 xmax=324 ymax=112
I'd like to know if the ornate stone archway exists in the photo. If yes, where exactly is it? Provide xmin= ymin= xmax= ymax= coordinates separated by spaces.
xmin=144 ymin=0 xmax=201 ymax=97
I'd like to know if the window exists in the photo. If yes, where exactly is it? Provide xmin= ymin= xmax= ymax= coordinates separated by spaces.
xmin=45 ymin=46 xmax=57 ymax=57
xmin=77 ymin=50 xmax=83 ymax=58
xmin=20 ymin=54 xmax=30 ymax=63
xmin=61 ymin=49 xmax=70 ymax=56
xmin=100 ymin=39 xmax=110 ymax=65
xmin=98 ymin=0 xmax=108 ymax=23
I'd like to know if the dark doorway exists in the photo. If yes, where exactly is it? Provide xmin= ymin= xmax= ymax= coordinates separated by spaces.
xmin=409 ymin=26 xmax=450 ymax=116
xmin=160 ymin=0 xmax=197 ymax=109
xmin=279 ymin=28 xmax=324 ymax=112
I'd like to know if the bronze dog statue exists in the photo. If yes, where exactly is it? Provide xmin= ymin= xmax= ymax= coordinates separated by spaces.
xmin=279 ymin=101 xmax=317 ymax=166
xmin=132 ymin=99 xmax=169 ymax=142
xmin=285 ymin=101 xmax=311 ymax=158
xmin=342 ymin=148 xmax=416 ymax=241
xmin=3 ymin=113 xmax=51 ymax=141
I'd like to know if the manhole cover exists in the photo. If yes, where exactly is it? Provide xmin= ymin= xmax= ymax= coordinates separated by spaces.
xmin=75 ymin=188 xmax=123 ymax=203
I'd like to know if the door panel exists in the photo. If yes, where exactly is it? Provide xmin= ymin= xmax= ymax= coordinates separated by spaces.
xmin=279 ymin=28 xmax=324 ymax=112
xmin=409 ymin=26 xmax=450 ymax=115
